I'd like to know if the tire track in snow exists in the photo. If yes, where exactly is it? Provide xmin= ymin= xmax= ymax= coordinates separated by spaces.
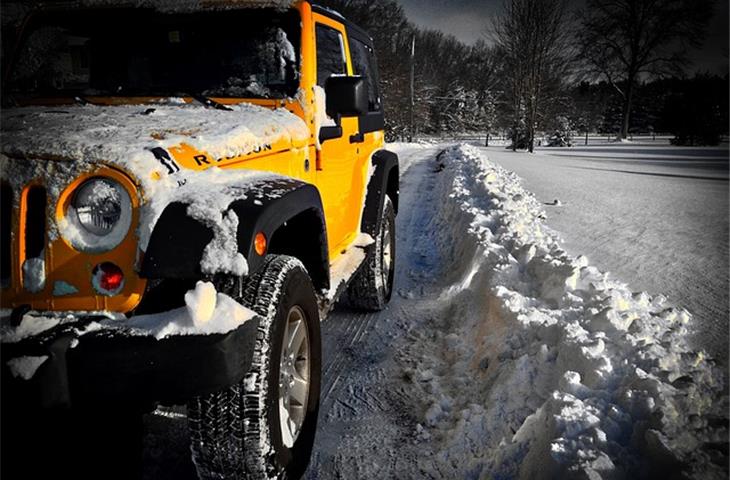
xmin=318 ymin=146 xmax=445 ymax=410
xmin=308 ymin=146 xmax=445 ymax=479
xmin=320 ymin=312 xmax=366 ymax=403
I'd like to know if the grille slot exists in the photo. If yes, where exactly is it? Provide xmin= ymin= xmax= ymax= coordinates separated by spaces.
xmin=25 ymin=186 xmax=47 ymax=259
xmin=1 ymin=182 xmax=11 ymax=287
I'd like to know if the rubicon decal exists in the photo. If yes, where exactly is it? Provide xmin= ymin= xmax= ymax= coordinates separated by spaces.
xmin=193 ymin=144 xmax=274 ymax=167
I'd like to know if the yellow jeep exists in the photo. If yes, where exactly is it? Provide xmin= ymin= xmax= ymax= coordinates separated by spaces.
xmin=0 ymin=2 xmax=398 ymax=478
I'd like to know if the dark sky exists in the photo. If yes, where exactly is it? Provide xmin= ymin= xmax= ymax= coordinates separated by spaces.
xmin=397 ymin=0 xmax=729 ymax=75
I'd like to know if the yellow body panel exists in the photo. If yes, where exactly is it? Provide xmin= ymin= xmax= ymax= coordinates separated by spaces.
xmin=1 ymin=0 xmax=385 ymax=313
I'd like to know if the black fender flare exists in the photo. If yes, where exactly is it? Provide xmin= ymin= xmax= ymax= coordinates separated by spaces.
xmin=361 ymin=149 xmax=400 ymax=238
xmin=140 ymin=178 xmax=329 ymax=291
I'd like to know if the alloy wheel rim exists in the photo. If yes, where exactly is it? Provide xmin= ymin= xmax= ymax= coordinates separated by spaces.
xmin=278 ymin=305 xmax=310 ymax=448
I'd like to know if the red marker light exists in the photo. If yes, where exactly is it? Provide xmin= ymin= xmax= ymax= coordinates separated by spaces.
xmin=92 ymin=262 xmax=125 ymax=295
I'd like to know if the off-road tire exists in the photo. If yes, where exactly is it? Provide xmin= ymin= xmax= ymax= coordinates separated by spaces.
xmin=346 ymin=196 xmax=396 ymax=311
xmin=188 ymin=255 xmax=322 ymax=480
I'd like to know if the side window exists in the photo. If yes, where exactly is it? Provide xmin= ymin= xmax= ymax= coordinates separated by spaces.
xmin=315 ymin=24 xmax=346 ymax=88
xmin=349 ymin=37 xmax=381 ymax=113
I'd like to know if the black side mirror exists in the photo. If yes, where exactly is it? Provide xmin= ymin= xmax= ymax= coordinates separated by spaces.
xmin=324 ymin=75 xmax=368 ymax=118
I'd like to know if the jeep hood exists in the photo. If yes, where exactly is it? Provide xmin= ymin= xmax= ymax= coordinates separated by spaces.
xmin=0 ymin=102 xmax=310 ymax=184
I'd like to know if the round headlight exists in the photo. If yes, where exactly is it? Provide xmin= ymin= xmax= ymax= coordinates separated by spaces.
xmin=60 ymin=177 xmax=132 ymax=253
xmin=73 ymin=179 xmax=123 ymax=235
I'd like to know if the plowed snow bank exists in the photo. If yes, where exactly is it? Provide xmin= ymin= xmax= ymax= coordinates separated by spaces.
xmin=410 ymin=145 xmax=727 ymax=479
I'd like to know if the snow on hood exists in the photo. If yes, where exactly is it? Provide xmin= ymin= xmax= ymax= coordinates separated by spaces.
xmin=1 ymin=102 xmax=308 ymax=179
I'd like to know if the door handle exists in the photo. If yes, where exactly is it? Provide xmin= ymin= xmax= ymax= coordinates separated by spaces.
xmin=320 ymin=126 xmax=343 ymax=144
xmin=349 ymin=132 xmax=365 ymax=144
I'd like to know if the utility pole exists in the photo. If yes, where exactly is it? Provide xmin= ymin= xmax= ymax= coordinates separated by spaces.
xmin=408 ymin=34 xmax=415 ymax=143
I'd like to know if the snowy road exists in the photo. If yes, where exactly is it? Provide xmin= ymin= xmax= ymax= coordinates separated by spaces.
xmin=481 ymin=143 xmax=729 ymax=364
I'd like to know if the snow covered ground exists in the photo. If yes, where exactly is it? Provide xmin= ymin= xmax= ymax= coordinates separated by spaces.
xmin=141 ymin=142 xmax=728 ymax=479
xmin=482 ymin=142 xmax=729 ymax=364
xmin=305 ymin=143 xmax=728 ymax=479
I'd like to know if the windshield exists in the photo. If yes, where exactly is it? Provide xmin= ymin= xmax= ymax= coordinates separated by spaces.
xmin=5 ymin=8 xmax=301 ymax=99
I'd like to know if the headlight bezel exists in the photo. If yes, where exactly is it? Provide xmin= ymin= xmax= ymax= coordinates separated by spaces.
xmin=58 ymin=175 xmax=134 ymax=253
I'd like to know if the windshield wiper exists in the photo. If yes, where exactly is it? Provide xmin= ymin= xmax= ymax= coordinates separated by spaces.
xmin=187 ymin=93 xmax=233 ymax=111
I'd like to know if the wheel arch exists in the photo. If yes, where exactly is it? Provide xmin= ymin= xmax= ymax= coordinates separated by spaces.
xmin=139 ymin=178 xmax=330 ymax=291
xmin=361 ymin=149 xmax=399 ymax=238
xmin=266 ymin=208 xmax=329 ymax=292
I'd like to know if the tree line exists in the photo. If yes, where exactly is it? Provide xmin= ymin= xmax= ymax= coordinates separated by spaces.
xmin=319 ymin=0 xmax=728 ymax=147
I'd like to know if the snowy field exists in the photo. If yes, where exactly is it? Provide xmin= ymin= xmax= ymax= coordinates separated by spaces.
xmin=142 ymin=142 xmax=727 ymax=479
xmin=482 ymin=142 xmax=729 ymax=364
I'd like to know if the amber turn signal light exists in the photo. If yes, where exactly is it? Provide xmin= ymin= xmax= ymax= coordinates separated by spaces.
xmin=255 ymin=232 xmax=267 ymax=256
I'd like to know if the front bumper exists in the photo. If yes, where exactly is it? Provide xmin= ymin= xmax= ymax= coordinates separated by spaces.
xmin=1 ymin=311 xmax=259 ymax=411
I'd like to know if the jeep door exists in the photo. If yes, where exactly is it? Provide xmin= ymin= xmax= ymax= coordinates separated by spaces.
xmin=313 ymin=15 xmax=370 ymax=258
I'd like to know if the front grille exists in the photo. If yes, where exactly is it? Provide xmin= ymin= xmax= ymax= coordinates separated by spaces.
xmin=1 ymin=182 xmax=12 ymax=287
xmin=25 ymin=185 xmax=47 ymax=259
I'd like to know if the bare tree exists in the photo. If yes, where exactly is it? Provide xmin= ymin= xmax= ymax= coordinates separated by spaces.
xmin=493 ymin=0 xmax=572 ymax=152
xmin=576 ymin=0 xmax=714 ymax=139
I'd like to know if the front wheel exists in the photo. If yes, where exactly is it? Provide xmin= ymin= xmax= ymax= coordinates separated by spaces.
xmin=346 ymin=195 xmax=396 ymax=311
xmin=188 ymin=255 xmax=322 ymax=480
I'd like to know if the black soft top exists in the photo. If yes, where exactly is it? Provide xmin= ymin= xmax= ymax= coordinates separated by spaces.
xmin=311 ymin=4 xmax=374 ymax=48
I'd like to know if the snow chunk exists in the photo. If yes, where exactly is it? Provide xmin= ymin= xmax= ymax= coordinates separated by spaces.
xmin=312 ymin=85 xmax=337 ymax=150
xmin=184 ymin=281 xmax=218 ymax=326
xmin=1 ymin=314 xmax=62 ymax=343
xmin=6 ymin=356 xmax=48 ymax=380
xmin=188 ymin=201 xmax=248 ymax=276
xmin=53 ymin=280 xmax=79 ymax=296
xmin=323 ymin=233 xmax=373 ymax=302
xmin=22 ymin=256 xmax=46 ymax=293
xmin=124 ymin=281 xmax=255 ymax=339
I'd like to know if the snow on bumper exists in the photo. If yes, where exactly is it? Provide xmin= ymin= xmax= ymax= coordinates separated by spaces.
xmin=1 ymin=302 xmax=259 ymax=410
